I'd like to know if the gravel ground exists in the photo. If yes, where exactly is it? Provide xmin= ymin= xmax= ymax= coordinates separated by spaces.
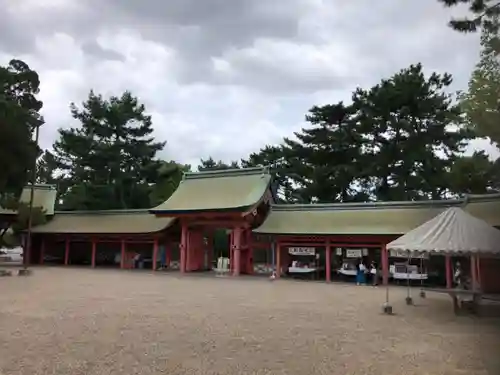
xmin=0 ymin=268 xmax=499 ymax=375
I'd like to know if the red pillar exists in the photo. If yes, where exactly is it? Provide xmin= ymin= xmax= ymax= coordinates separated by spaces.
xmin=152 ymin=238 xmax=158 ymax=271
xmin=206 ymin=232 xmax=213 ymax=270
xmin=64 ymin=238 xmax=70 ymax=265
xmin=232 ymin=227 xmax=242 ymax=276
xmin=381 ymin=244 xmax=389 ymax=285
xmin=39 ymin=238 xmax=45 ymax=265
xmin=445 ymin=255 xmax=452 ymax=289
xmin=276 ymin=242 xmax=281 ymax=278
xmin=91 ymin=239 xmax=96 ymax=268
xmin=229 ymin=231 xmax=234 ymax=273
xmin=476 ymin=256 xmax=482 ymax=290
xmin=196 ymin=230 xmax=204 ymax=270
xmin=246 ymin=228 xmax=253 ymax=275
xmin=325 ymin=243 xmax=331 ymax=282
xmin=120 ymin=239 xmax=126 ymax=269
xmin=180 ymin=224 xmax=187 ymax=273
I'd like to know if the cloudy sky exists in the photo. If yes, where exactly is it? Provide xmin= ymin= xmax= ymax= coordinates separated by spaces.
xmin=1 ymin=0 xmax=496 ymax=167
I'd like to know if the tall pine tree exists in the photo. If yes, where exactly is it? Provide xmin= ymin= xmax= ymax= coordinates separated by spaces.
xmin=460 ymin=17 xmax=500 ymax=147
xmin=283 ymin=103 xmax=368 ymax=203
xmin=50 ymin=90 xmax=165 ymax=210
xmin=0 ymin=59 xmax=44 ymax=197
xmin=352 ymin=64 xmax=470 ymax=200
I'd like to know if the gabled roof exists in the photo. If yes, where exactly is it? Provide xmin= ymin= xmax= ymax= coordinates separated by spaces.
xmin=463 ymin=193 xmax=500 ymax=227
xmin=253 ymin=194 xmax=500 ymax=236
xmin=387 ymin=207 xmax=500 ymax=254
xmin=31 ymin=209 xmax=175 ymax=235
xmin=150 ymin=167 xmax=272 ymax=214
xmin=20 ymin=184 xmax=57 ymax=215
xmin=253 ymin=200 xmax=460 ymax=235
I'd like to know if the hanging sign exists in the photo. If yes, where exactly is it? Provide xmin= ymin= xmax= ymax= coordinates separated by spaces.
xmin=345 ymin=249 xmax=363 ymax=258
xmin=390 ymin=249 xmax=428 ymax=259
xmin=335 ymin=248 xmax=343 ymax=256
xmin=288 ymin=247 xmax=315 ymax=256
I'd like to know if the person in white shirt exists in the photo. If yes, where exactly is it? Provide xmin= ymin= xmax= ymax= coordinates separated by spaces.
xmin=356 ymin=261 xmax=367 ymax=285
xmin=370 ymin=261 xmax=378 ymax=286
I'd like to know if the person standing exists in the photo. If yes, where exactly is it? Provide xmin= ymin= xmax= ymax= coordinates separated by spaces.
xmin=356 ymin=260 xmax=367 ymax=285
xmin=370 ymin=261 xmax=378 ymax=286
xmin=453 ymin=261 xmax=462 ymax=288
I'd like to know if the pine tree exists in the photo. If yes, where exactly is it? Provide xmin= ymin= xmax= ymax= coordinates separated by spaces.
xmin=352 ymin=64 xmax=470 ymax=200
xmin=282 ymin=103 xmax=367 ymax=203
xmin=51 ymin=90 xmax=165 ymax=210
xmin=460 ymin=18 xmax=500 ymax=147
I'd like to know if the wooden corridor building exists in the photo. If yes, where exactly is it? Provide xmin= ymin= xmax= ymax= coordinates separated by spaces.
xmin=22 ymin=168 xmax=500 ymax=291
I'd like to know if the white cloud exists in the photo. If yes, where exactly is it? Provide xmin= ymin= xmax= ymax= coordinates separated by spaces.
xmin=0 ymin=0 xmax=497 ymax=167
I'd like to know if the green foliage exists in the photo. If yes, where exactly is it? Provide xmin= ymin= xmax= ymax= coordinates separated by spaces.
xmin=448 ymin=151 xmax=498 ymax=194
xmin=5 ymin=57 xmax=492 ymax=212
xmin=439 ymin=0 xmax=500 ymax=33
xmin=0 ymin=196 xmax=46 ymax=248
xmin=0 ymin=59 xmax=44 ymax=197
xmin=243 ymin=64 xmax=473 ymax=203
xmin=48 ymin=90 xmax=166 ymax=210
xmin=242 ymin=145 xmax=299 ymax=203
xmin=282 ymin=102 xmax=369 ymax=203
xmin=149 ymin=161 xmax=191 ymax=207
xmin=460 ymin=20 xmax=500 ymax=147
xmin=351 ymin=64 xmax=470 ymax=200
xmin=199 ymin=157 xmax=240 ymax=171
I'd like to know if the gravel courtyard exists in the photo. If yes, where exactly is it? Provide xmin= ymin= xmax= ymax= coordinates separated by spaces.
xmin=0 ymin=268 xmax=499 ymax=375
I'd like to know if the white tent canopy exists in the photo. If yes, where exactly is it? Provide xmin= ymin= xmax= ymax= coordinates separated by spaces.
xmin=386 ymin=207 xmax=500 ymax=255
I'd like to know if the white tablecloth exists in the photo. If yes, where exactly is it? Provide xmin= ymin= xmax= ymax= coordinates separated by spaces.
xmin=338 ymin=269 xmax=357 ymax=276
xmin=392 ymin=272 xmax=428 ymax=280
xmin=288 ymin=267 xmax=317 ymax=274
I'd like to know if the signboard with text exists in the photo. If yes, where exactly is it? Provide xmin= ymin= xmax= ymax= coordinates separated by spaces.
xmin=288 ymin=247 xmax=316 ymax=256
xmin=390 ymin=249 xmax=429 ymax=259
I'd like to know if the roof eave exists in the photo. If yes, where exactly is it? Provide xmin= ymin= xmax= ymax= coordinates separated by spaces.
xmin=150 ymin=205 xmax=255 ymax=216
xmin=252 ymin=230 xmax=404 ymax=236
xmin=269 ymin=199 xmax=464 ymax=212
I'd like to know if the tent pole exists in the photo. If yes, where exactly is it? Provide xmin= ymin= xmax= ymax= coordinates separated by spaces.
xmin=419 ymin=253 xmax=426 ymax=298
xmin=406 ymin=253 xmax=413 ymax=305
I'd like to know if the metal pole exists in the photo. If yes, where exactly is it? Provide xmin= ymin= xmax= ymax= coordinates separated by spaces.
xmin=406 ymin=253 xmax=413 ymax=305
xmin=419 ymin=254 xmax=426 ymax=298
xmin=23 ymin=125 xmax=40 ymax=271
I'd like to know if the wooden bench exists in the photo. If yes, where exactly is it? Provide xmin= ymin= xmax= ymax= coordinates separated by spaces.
xmin=423 ymin=288 xmax=483 ymax=315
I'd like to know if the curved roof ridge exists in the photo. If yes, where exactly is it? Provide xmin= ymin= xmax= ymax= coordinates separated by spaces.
xmin=270 ymin=199 xmax=465 ymax=212
xmin=184 ymin=166 xmax=270 ymax=180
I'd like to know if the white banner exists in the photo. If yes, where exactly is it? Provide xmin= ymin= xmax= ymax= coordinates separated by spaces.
xmin=346 ymin=249 xmax=363 ymax=258
xmin=390 ymin=249 xmax=429 ymax=259
xmin=288 ymin=247 xmax=315 ymax=256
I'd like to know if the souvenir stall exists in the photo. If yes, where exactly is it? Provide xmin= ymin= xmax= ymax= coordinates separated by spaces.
xmin=287 ymin=246 xmax=322 ymax=280
xmin=389 ymin=249 xmax=428 ymax=284
xmin=336 ymin=248 xmax=369 ymax=280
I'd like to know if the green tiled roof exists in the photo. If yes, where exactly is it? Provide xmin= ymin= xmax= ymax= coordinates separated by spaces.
xmin=254 ymin=194 xmax=500 ymax=235
xmin=150 ymin=167 xmax=272 ymax=214
xmin=253 ymin=200 xmax=460 ymax=235
xmin=464 ymin=193 xmax=500 ymax=227
xmin=31 ymin=210 xmax=175 ymax=234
